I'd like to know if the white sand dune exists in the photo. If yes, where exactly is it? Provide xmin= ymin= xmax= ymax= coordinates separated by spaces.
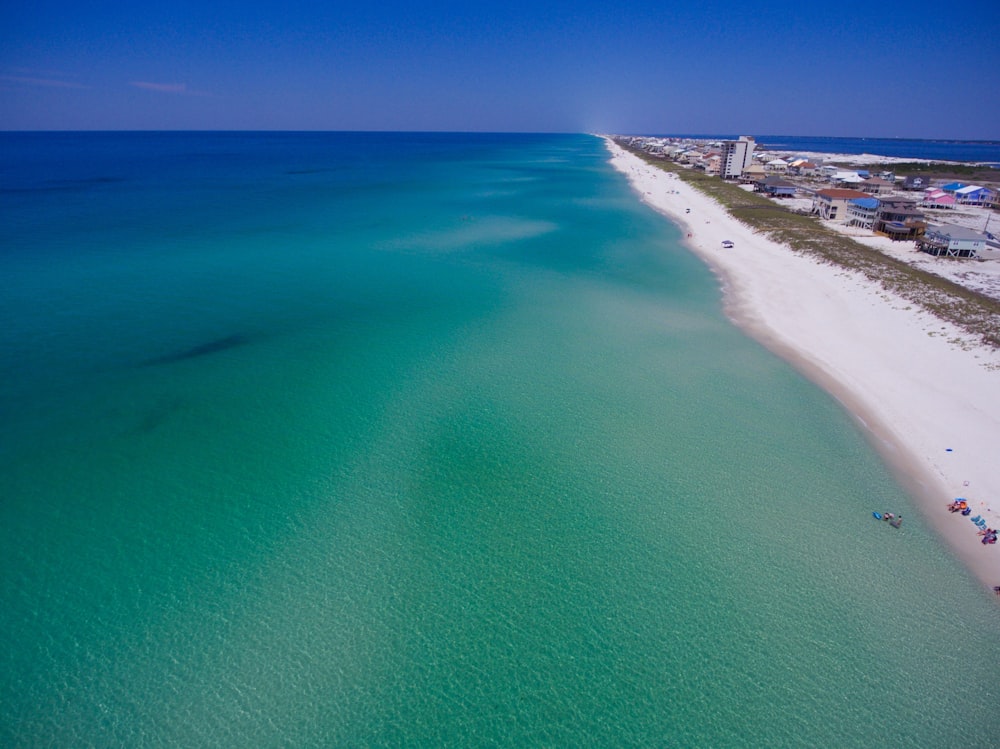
xmin=604 ymin=138 xmax=1000 ymax=593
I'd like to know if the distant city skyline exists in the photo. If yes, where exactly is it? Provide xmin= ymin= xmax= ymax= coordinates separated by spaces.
xmin=2 ymin=1 xmax=998 ymax=138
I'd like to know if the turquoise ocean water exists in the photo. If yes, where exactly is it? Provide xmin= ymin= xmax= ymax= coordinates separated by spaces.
xmin=2 ymin=132 xmax=997 ymax=747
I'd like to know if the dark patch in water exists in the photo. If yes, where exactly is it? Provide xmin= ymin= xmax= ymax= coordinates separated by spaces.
xmin=285 ymin=167 xmax=340 ymax=175
xmin=132 ymin=397 xmax=186 ymax=435
xmin=0 ymin=176 xmax=126 ymax=195
xmin=143 ymin=334 xmax=249 ymax=366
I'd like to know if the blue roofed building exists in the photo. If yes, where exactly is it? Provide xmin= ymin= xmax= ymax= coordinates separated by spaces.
xmin=846 ymin=197 xmax=880 ymax=229
xmin=954 ymin=185 xmax=994 ymax=206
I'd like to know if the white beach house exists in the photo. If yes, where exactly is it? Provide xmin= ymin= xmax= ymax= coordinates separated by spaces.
xmin=918 ymin=224 xmax=988 ymax=258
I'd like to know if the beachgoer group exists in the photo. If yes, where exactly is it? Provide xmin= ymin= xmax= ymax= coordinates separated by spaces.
xmin=948 ymin=499 xmax=999 ymax=546
xmin=947 ymin=499 xmax=971 ymax=515
xmin=881 ymin=512 xmax=902 ymax=528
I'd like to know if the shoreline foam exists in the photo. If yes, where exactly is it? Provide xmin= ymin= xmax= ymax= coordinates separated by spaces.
xmin=603 ymin=137 xmax=1000 ymax=595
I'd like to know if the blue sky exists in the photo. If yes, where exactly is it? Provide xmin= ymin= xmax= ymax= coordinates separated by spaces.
xmin=2 ymin=0 xmax=998 ymax=137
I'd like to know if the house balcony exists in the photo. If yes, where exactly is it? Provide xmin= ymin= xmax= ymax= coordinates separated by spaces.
xmin=875 ymin=219 xmax=926 ymax=241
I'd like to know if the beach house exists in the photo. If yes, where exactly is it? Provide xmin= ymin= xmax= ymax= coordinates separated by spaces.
xmin=765 ymin=158 xmax=789 ymax=174
xmin=845 ymin=196 xmax=926 ymax=238
xmin=874 ymin=199 xmax=926 ymax=240
xmin=860 ymin=176 xmax=894 ymax=196
xmin=739 ymin=163 xmax=766 ymax=184
xmin=812 ymin=188 xmax=872 ymax=222
xmin=954 ymin=185 xmax=994 ymax=206
xmin=831 ymin=171 xmax=864 ymax=187
xmin=846 ymin=197 xmax=880 ymax=229
xmin=922 ymin=189 xmax=957 ymax=209
xmin=918 ymin=224 xmax=988 ymax=257
xmin=787 ymin=160 xmax=818 ymax=177
xmin=754 ymin=176 xmax=798 ymax=198
xmin=901 ymin=175 xmax=930 ymax=191
xmin=698 ymin=152 xmax=722 ymax=175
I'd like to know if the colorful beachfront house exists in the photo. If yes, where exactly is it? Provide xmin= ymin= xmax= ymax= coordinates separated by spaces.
xmin=698 ymin=153 xmax=721 ymax=175
xmin=922 ymin=189 xmax=957 ymax=209
xmin=940 ymin=182 xmax=966 ymax=194
xmin=812 ymin=188 xmax=872 ymax=222
xmin=846 ymin=197 xmax=880 ymax=229
xmin=954 ymin=185 xmax=994 ymax=206
xmin=846 ymin=196 xmax=926 ymax=238
xmin=918 ymin=224 xmax=988 ymax=258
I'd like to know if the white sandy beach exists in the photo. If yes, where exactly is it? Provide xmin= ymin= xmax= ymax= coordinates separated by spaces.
xmin=604 ymin=138 xmax=1000 ymax=593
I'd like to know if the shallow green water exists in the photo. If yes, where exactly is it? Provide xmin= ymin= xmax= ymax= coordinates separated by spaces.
xmin=1 ymin=133 xmax=996 ymax=747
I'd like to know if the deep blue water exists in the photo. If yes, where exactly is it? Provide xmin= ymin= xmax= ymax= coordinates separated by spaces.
xmin=2 ymin=132 xmax=998 ymax=747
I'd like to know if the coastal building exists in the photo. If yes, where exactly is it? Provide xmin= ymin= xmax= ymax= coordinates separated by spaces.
xmin=846 ymin=197 xmax=880 ymax=229
xmin=955 ymin=185 xmax=994 ymax=206
xmin=720 ymin=136 xmax=756 ymax=180
xmin=922 ymin=189 xmax=957 ymax=208
xmin=831 ymin=170 xmax=864 ymax=186
xmin=874 ymin=199 xmax=926 ymax=240
xmin=739 ymin=163 xmax=766 ymax=184
xmin=845 ymin=196 xmax=926 ymax=238
xmin=788 ymin=161 xmax=818 ymax=177
xmin=765 ymin=158 xmax=788 ymax=174
xmin=755 ymin=176 xmax=798 ymax=198
xmin=918 ymin=224 xmax=988 ymax=257
xmin=812 ymin=188 xmax=872 ymax=222
xmin=860 ymin=176 xmax=894 ymax=195
xmin=901 ymin=175 xmax=931 ymax=191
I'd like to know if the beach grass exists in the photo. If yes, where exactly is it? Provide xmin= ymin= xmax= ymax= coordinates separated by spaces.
xmin=622 ymin=146 xmax=1000 ymax=348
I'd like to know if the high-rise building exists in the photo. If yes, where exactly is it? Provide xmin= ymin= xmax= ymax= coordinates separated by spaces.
xmin=720 ymin=136 xmax=756 ymax=180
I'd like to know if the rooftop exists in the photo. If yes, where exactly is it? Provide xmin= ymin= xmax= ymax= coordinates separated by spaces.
xmin=816 ymin=189 xmax=872 ymax=200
